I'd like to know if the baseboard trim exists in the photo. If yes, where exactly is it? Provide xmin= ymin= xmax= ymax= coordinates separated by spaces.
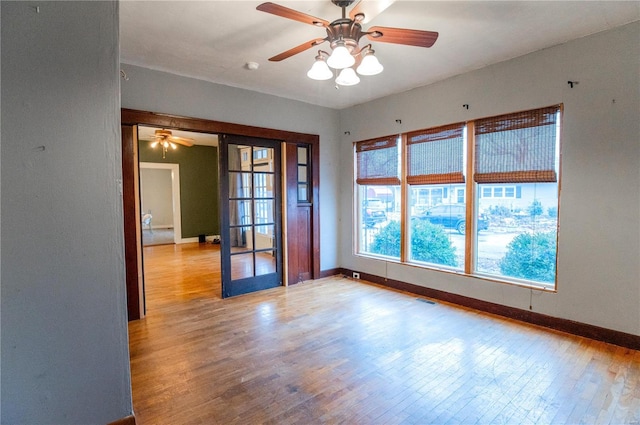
xmin=179 ymin=237 xmax=199 ymax=244
xmin=319 ymin=268 xmax=341 ymax=279
xmin=107 ymin=414 xmax=136 ymax=425
xmin=338 ymin=268 xmax=640 ymax=351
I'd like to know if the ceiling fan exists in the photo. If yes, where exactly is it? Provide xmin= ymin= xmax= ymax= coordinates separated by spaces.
xmin=140 ymin=129 xmax=194 ymax=159
xmin=256 ymin=0 xmax=438 ymax=86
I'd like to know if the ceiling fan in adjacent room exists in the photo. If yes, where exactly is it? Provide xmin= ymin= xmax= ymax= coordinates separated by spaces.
xmin=140 ymin=129 xmax=194 ymax=159
xmin=256 ymin=0 xmax=439 ymax=86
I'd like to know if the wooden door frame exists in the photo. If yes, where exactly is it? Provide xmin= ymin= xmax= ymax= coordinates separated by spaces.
xmin=121 ymin=109 xmax=320 ymax=320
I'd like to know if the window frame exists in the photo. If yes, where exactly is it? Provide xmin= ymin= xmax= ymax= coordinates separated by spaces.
xmin=353 ymin=105 xmax=562 ymax=291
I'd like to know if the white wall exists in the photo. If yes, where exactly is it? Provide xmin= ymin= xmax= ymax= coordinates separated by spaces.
xmin=339 ymin=22 xmax=640 ymax=336
xmin=120 ymin=65 xmax=342 ymax=271
xmin=140 ymin=168 xmax=174 ymax=228
xmin=1 ymin=1 xmax=133 ymax=423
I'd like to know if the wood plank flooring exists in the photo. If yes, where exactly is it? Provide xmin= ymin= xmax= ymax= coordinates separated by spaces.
xmin=129 ymin=243 xmax=640 ymax=424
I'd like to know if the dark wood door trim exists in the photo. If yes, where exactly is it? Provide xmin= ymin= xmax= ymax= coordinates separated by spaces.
xmin=122 ymin=109 xmax=318 ymax=144
xmin=309 ymin=138 xmax=320 ymax=279
xmin=122 ymin=124 xmax=142 ymax=320
xmin=121 ymin=109 xmax=321 ymax=317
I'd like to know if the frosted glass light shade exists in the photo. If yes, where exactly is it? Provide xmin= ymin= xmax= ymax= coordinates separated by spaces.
xmin=357 ymin=54 xmax=384 ymax=76
xmin=307 ymin=59 xmax=333 ymax=80
xmin=335 ymin=67 xmax=360 ymax=86
xmin=327 ymin=44 xmax=355 ymax=69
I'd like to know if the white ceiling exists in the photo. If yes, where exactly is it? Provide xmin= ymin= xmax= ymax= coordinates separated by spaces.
xmin=120 ymin=1 xmax=639 ymax=110
xmin=138 ymin=125 xmax=219 ymax=146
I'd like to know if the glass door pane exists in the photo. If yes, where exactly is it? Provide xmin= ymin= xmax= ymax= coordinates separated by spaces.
xmin=220 ymin=136 xmax=282 ymax=297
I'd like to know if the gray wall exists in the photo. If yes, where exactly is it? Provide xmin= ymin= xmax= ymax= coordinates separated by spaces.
xmin=1 ymin=1 xmax=133 ymax=423
xmin=339 ymin=22 xmax=640 ymax=336
xmin=121 ymin=65 xmax=342 ymax=270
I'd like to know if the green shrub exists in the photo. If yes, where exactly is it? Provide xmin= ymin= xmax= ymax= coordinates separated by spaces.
xmin=527 ymin=200 xmax=543 ymax=217
xmin=499 ymin=232 xmax=557 ymax=283
xmin=489 ymin=205 xmax=512 ymax=217
xmin=369 ymin=220 xmax=402 ymax=258
xmin=547 ymin=206 xmax=558 ymax=218
xmin=370 ymin=220 xmax=457 ymax=266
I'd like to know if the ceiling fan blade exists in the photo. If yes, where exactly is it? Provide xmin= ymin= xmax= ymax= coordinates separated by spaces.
xmin=349 ymin=0 xmax=395 ymax=24
xmin=366 ymin=26 xmax=438 ymax=48
xmin=268 ymin=38 xmax=327 ymax=62
xmin=257 ymin=2 xmax=329 ymax=27
xmin=169 ymin=137 xmax=194 ymax=147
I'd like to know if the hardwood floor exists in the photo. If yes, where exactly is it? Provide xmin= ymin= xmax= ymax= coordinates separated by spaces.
xmin=129 ymin=243 xmax=640 ymax=424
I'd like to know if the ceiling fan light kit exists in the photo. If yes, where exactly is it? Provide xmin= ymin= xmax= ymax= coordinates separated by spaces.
xmin=356 ymin=47 xmax=383 ymax=76
xmin=257 ymin=0 xmax=438 ymax=87
xmin=335 ymin=67 xmax=360 ymax=86
xmin=141 ymin=129 xmax=194 ymax=159
xmin=326 ymin=41 xmax=356 ymax=69
xmin=307 ymin=54 xmax=333 ymax=80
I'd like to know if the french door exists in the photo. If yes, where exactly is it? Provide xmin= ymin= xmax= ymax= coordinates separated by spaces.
xmin=220 ymin=135 xmax=282 ymax=298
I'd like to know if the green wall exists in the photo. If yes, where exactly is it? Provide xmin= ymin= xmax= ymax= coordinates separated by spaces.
xmin=139 ymin=142 xmax=219 ymax=238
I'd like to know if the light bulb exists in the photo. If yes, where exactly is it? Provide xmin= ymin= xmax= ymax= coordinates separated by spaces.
xmin=357 ymin=52 xmax=384 ymax=76
xmin=335 ymin=67 xmax=360 ymax=86
xmin=307 ymin=57 xmax=333 ymax=80
xmin=327 ymin=43 xmax=355 ymax=69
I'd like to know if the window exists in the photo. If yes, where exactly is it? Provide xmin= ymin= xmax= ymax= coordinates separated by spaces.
xmin=480 ymin=185 xmax=520 ymax=199
xmin=253 ymin=148 xmax=267 ymax=159
xmin=355 ymin=136 xmax=401 ymax=259
xmin=406 ymin=123 xmax=466 ymax=269
xmin=252 ymin=147 xmax=274 ymax=236
xmin=297 ymin=146 xmax=310 ymax=203
xmin=354 ymin=105 xmax=561 ymax=288
xmin=474 ymin=106 xmax=560 ymax=285
xmin=504 ymin=187 xmax=515 ymax=198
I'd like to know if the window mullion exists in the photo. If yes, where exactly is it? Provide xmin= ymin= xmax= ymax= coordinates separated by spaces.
xmin=400 ymin=133 xmax=408 ymax=263
xmin=464 ymin=121 xmax=476 ymax=275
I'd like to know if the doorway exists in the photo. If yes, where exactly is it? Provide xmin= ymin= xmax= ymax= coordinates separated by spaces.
xmin=139 ymin=162 xmax=182 ymax=246
xmin=121 ymin=109 xmax=320 ymax=320
xmin=137 ymin=125 xmax=221 ymax=315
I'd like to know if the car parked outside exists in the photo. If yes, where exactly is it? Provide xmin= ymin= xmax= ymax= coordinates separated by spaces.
xmin=363 ymin=198 xmax=387 ymax=227
xmin=414 ymin=204 xmax=489 ymax=234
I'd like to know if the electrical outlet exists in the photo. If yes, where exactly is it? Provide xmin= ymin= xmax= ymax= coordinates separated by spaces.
xmin=352 ymin=272 xmax=360 ymax=279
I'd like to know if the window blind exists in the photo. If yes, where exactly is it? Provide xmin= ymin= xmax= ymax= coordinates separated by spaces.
xmin=355 ymin=136 xmax=400 ymax=185
xmin=406 ymin=123 xmax=465 ymax=185
xmin=474 ymin=106 xmax=560 ymax=183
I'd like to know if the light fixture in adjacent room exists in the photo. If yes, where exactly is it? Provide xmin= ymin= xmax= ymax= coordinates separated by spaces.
xmin=140 ymin=129 xmax=194 ymax=159
xmin=151 ymin=140 xmax=178 ymax=159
